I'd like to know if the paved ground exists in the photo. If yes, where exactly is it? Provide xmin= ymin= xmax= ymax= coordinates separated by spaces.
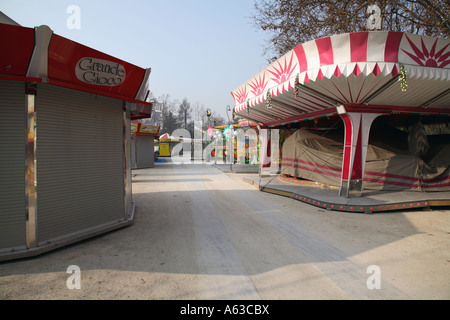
xmin=0 ymin=158 xmax=449 ymax=300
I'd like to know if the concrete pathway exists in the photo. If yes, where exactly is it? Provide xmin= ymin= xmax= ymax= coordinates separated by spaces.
xmin=0 ymin=158 xmax=449 ymax=300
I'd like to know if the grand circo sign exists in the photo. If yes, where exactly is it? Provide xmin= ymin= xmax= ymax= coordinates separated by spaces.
xmin=75 ymin=57 xmax=126 ymax=86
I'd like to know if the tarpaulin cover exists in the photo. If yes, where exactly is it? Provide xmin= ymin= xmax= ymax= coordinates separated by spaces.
xmin=281 ymin=126 xmax=450 ymax=191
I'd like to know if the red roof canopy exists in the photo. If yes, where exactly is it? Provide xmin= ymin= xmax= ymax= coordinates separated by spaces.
xmin=0 ymin=23 xmax=152 ymax=119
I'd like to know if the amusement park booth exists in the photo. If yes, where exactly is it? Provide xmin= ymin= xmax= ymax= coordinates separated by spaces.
xmin=131 ymin=121 xmax=160 ymax=168
xmin=0 ymin=22 xmax=152 ymax=260
xmin=158 ymin=133 xmax=181 ymax=157
xmin=232 ymin=31 xmax=449 ymax=212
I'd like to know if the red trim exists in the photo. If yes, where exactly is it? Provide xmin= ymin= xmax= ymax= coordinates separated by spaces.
xmin=353 ymin=64 xmax=362 ymax=76
xmin=264 ymin=107 xmax=337 ymax=127
xmin=0 ymin=75 xmax=42 ymax=83
xmin=1 ymin=23 xmax=150 ymax=108
xmin=136 ymin=133 xmax=159 ymax=137
xmin=373 ymin=63 xmax=382 ymax=75
xmin=0 ymin=24 xmax=35 ymax=76
xmin=345 ymin=104 xmax=450 ymax=115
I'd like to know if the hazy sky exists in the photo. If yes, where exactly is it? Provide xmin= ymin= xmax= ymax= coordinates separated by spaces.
xmin=1 ymin=0 xmax=270 ymax=119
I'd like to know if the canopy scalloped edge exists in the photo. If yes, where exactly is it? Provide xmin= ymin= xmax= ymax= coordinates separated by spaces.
xmin=232 ymin=31 xmax=450 ymax=113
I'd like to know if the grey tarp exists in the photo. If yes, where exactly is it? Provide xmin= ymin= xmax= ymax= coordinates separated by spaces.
xmin=281 ymin=127 xmax=450 ymax=191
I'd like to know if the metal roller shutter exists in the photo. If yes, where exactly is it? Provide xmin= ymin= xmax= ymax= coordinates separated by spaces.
xmin=0 ymin=80 xmax=26 ymax=252
xmin=36 ymin=84 xmax=125 ymax=243
xmin=136 ymin=136 xmax=155 ymax=168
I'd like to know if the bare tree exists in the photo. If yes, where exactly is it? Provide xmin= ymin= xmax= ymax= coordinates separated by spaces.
xmin=252 ymin=0 xmax=449 ymax=61
xmin=157 ymin=94 xmax=180 ymax=134
xmin=210 ymin=114 xmax=226 ymax=127
xmin=192 ymin=102 xmax=207 ymax=123
xmin=158 ymin=93 xmax=176 ymax=114
xmin=177 ymin=98 xmax=192 ymax=130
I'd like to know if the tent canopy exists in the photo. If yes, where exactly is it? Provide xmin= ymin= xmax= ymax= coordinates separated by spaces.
xmin=232 ymin=31 xmax=450 ymax=127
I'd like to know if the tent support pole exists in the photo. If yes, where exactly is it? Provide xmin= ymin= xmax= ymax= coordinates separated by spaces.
xmin=337 ymin=105 xmax=382 ymax=197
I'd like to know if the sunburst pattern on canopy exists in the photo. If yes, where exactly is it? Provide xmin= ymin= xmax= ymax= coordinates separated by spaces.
xmin=231 ymin=31 xmax=450 ymax=126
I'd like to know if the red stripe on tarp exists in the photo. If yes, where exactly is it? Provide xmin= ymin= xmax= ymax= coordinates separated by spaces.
xmin=350 ymin=32 xmax=368 ymax=62
xmin=363 ymin=177 xmax=419 ymax=188
xmin=365 ymin=171 xmax=418 ymax=181
xmin=422 ymin=175 xmax=450 ymax=183
xmin=421 ymin=175 xmax=450 ymax=189
xmin=281 ymin=162 xmax=342 ymax=178
xmin=282 ymin=158 xmax=341 ymax=172
xmin=421 ymin=181 xmax=450 ymax=189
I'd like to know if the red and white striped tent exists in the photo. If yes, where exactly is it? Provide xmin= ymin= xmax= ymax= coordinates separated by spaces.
xmin=232 ymin=31 xmax=449 ymax=197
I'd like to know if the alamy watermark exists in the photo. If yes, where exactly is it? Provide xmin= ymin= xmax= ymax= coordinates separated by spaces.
xmin=64 ymin=264 xmax=381 ymax=291
xmin=366 ymin=265 xmax=381 ymax=289
xmin=366 ymin=4 xmax=381 ymax=30
xmin=66 ymin=5 xmax=81 ymax=30
xmin=66 ymin=265 xmax=81 ymax=289
xmin=168 ymin=121 xmax=278 ymax=168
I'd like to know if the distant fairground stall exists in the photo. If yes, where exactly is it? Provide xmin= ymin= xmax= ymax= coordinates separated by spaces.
xmin=231 ymin=31 xmax=449 ymax=212
xmin=131 ymin=122 xmax=160 ymax=168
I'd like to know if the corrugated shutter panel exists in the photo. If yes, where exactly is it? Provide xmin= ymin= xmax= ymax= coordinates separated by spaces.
xmin=36 ymin=84 xmax=124 ymax=243
xmin=136 ymin=136 xmax=154 ymax=168
xmin=0 ymin=80 xmax=26 ymax=251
